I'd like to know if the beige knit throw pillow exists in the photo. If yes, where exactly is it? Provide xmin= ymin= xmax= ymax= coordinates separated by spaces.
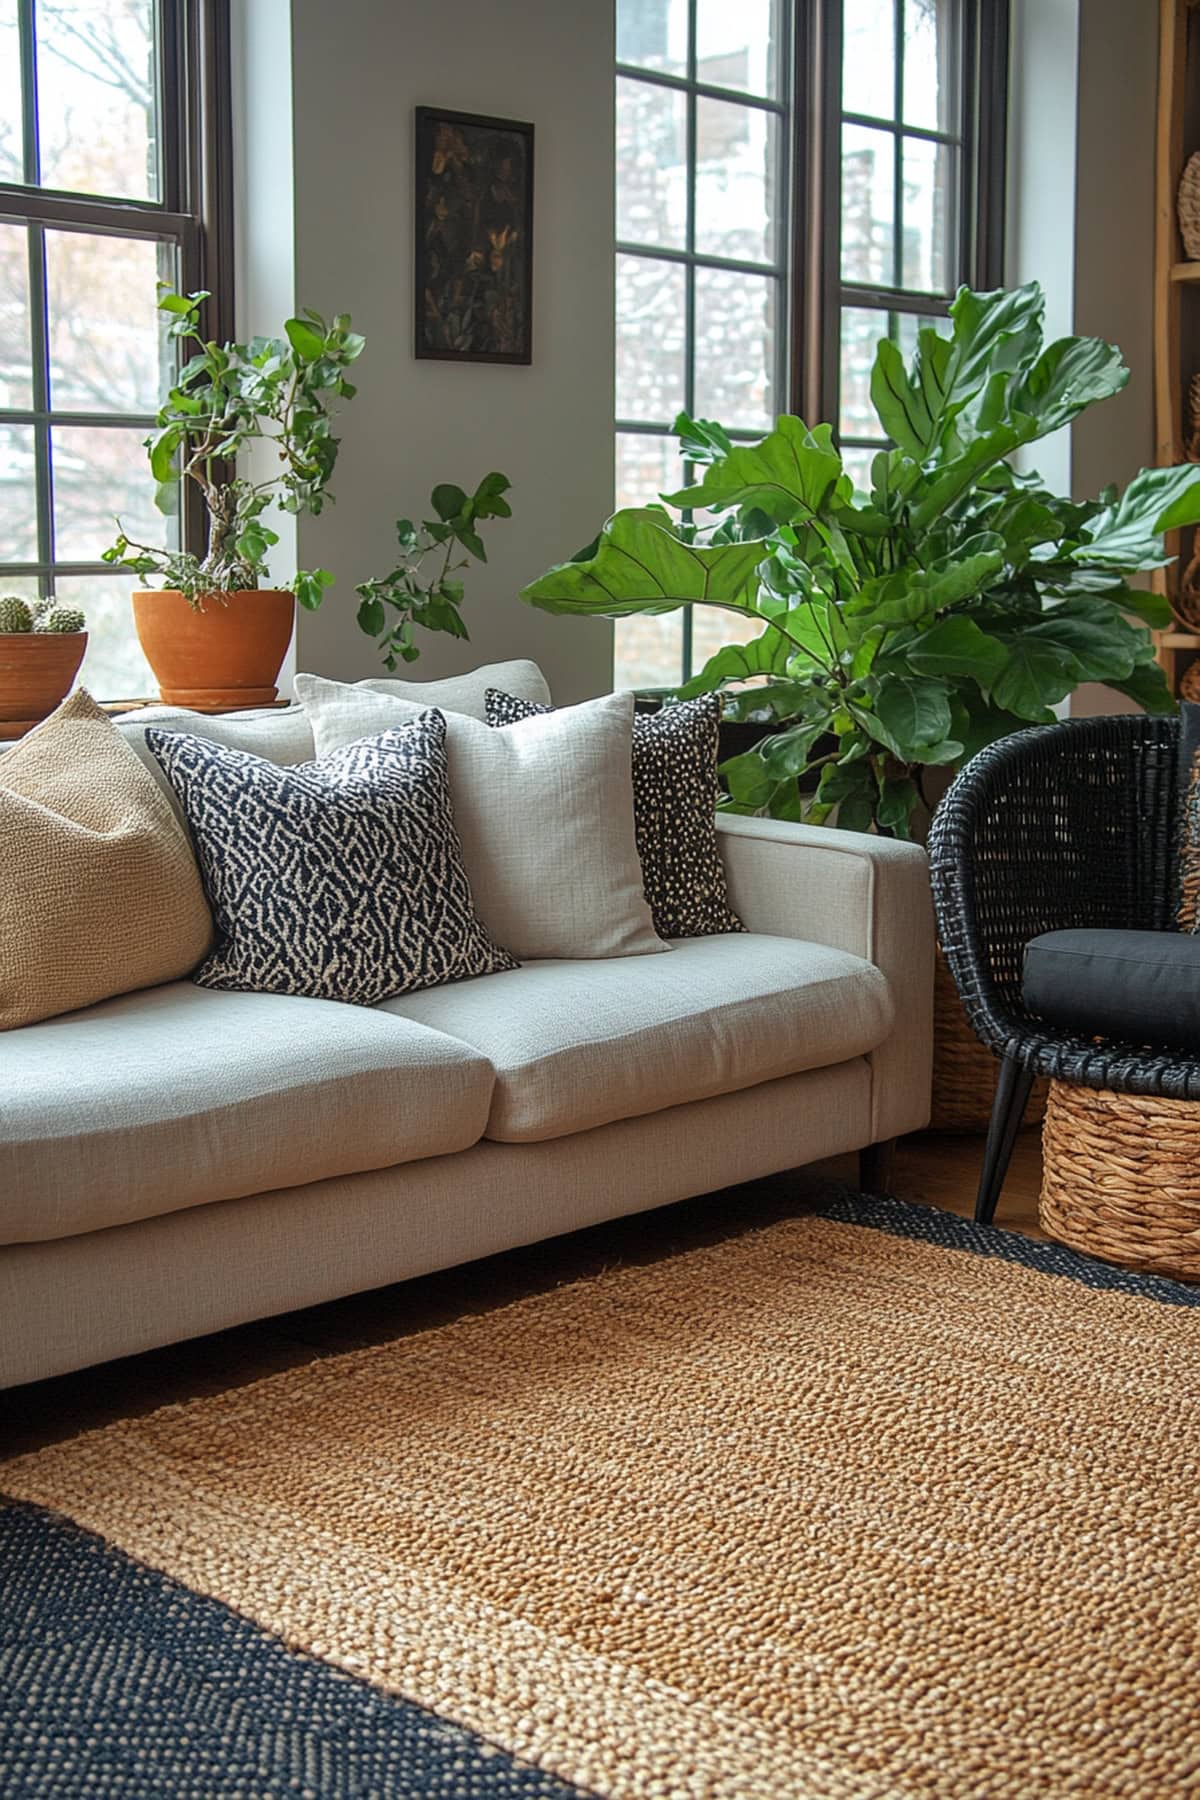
xmin=0 ymin=689 xmax=213 ymax=1030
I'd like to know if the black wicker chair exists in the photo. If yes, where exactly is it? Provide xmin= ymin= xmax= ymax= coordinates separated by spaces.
xmin=927 ymin=712 xmax=1200 ymax=1224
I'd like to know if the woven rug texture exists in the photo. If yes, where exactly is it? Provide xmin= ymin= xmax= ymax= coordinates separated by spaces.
xmin=2 ymin=1194 xmax=1198 ymax=1799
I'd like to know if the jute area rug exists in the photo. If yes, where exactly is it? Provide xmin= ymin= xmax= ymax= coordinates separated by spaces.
xmin=3 ymin=1192 xmax=1199 ymax=1800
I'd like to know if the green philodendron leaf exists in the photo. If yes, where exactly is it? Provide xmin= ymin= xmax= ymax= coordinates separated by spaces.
xmin=357 ymin=595 xmax=386 ymax=637
xmin=849 ymin=544 xmax=1006 ymax=629
xmin=431 ymin=483 xmax=469 ymax=521
xmin=676 ymin=625 xmax=793 ymax=697
xmin=1019 ymin=600 xmax=1145 ymax=682
xmin=1108 ymin=655 xmax=1177 ymax=715
xmin=520 ymin=508 xmax=767 ymax=618
xmin=285 ymin=317 xmax=327 ymax=363
xmin=659 ymin=416 xmax=846 ymax=526
xmin=719 ymin=748 xmax=793 ymax=812
xmin=672 ymin=410 xmax=733 ymax=467
xmin=294 ymin=567 xmax=335 ymax=611
xmin=866 ymin=676 xmax=955 ymax=761
xmin=876 ymin=776 xmax=920 ymax=838
xmin=759 ymin=720 xmax=828 ymax=778
xmin=1074 ymin=464 xmax=1200 ymax=567
xmin=989 ymin=636 xmax=1081 ymax=718
xmin=911 ymin=418 xmax=1038 ymax=530
xmin=904 ymin=615 xmax=1010 ymax=687
xmin=1008 ymin=333 xmax=1128 ymax=434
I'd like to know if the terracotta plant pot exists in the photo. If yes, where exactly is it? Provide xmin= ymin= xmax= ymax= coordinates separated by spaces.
xmin=0 ymin=631 xmax=87 ymax=723
xmin=132 ymin=589 xmax=295 ymax=711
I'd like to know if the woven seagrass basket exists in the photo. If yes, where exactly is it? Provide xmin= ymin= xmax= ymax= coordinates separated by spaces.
xmin=1040 ymin=1081 xmax=1200 ymax=1281
xmin=930 ymin=946 xmax=1048 ymax=1132
xmin=1179 ymin=152 xmax=1200 ymax=261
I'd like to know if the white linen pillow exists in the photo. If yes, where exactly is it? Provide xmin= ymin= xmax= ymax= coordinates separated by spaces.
xmin=296 ymin=674 xmax=665 ymax=962
xmin=355 ymin=658 xmax=551 ymax=719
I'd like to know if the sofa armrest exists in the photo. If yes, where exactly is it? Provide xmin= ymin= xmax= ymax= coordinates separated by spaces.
xmin=716 ymin=814 xmax=934 ymax=1143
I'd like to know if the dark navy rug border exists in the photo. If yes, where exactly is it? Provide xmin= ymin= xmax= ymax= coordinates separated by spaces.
xmin=0 ymin=1501 xmax=590 ymax=1800
xmin=817 ymin=1185 xmax=1200 ymax=1307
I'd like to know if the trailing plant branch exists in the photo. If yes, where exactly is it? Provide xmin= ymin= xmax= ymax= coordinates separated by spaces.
xmin=353 ymin=473 xmax=513 ymax=669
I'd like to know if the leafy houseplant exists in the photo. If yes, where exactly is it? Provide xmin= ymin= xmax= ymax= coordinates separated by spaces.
xmin=0 ymin=596 xmax=88 ymax=726
xmin=522 ymin=283 xmax=1191 ymax=836
xmin=353 ymin=472 xmax=513 ymax=669
xmin=104 ymin=286 xmax=364 ymax=708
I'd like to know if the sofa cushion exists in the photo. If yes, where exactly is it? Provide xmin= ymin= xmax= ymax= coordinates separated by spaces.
xmin=0 ymin=983 xmax=496 ymax=1244
xmin=378 ymin=932 xmax=894 ymax=1142
xmin=0 ymin=690 xmax=213 ymax=1031
xmin=148 ymin=714 xmax=516 ymax=1004
xmin=486 ymin=688 xmax=744 ymax=942
xmin=1023 ymin=927 xmax=1200 ymax=1050
xmin=298 ymin=678 xmax=665 ymax=962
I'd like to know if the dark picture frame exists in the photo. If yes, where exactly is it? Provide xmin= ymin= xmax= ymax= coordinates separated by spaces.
xmin=414 ymin=107 xmax=534 ymax=365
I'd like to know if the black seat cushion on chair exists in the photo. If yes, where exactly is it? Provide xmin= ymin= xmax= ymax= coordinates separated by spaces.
xmin=1023 ymin=928 xmax=1200 ymax=1051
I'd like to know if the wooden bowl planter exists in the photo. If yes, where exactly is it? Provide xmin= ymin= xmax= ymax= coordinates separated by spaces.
xmin=133 ymin=589 xmax=295 ymax=711
xmin=0 ymin=631 xmax=87 ymax=729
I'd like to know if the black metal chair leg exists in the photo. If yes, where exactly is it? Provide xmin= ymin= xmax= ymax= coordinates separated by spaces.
xmin=975 ymin=1055 xmax=1036 ymax=1225
xmin=859 ymin=1137 xmax=897 ymax=1194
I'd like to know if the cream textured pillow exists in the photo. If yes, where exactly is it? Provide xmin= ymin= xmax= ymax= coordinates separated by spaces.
xmin=354 ymin=658 xmax=551 ymax=719
xmin=296 ymin=675 xmax=665 ymax=961
xmin=0 ymin=689 xmax=213 ymax=1030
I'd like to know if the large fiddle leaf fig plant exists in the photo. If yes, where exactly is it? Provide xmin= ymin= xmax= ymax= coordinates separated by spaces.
xmin=522 ymin=283 xmax=1192 ymax=834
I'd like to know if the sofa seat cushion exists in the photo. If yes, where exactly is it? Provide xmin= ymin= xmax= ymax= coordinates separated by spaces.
xmin=1023 ymin=927 xmax=1200 ymax=1050
xmin=0 ymin=983 xmax=496 ymax=1245
xmin=378 ymin=933 xmax=894 ymax=1143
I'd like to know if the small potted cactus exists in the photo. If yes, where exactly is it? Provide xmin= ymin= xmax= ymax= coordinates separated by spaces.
xmin=0 ymin=596 xmax=88 ymax=728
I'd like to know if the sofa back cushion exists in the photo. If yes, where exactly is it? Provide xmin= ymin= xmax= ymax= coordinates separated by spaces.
xmin=0 ymin=689 xmax=213 ymax=1030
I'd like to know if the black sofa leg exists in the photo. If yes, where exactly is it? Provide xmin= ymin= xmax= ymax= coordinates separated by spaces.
xmin=975 ymin=1055 xmax=1036 ymax=1226
xmin=859 ymin=1138 xmax=897 ymax=1194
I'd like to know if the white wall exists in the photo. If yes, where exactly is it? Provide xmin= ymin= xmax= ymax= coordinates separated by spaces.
xmin=1007 ymin=0 xmax=1158 ymax=717
xmin=280 ymin=0 xmax=616 ymax=705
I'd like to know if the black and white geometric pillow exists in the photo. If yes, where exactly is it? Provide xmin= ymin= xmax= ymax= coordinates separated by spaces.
xmin=147 ymin=712 xmax=517 ymax=1004
xmin=485 ymin=689 xmax=744 ymax=941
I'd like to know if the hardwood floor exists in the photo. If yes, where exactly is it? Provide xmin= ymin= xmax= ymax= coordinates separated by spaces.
xmin=0 ymin=1128 xmax=1044 ymax=1456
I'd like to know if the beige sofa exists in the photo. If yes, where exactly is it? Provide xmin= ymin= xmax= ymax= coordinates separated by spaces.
xmin=0 ymin=701 xmax=934 ymax=1390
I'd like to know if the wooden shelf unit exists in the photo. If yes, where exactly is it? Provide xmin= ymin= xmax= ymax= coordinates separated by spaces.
xmin=1155 ymin=0 xmax=1200 ymax=695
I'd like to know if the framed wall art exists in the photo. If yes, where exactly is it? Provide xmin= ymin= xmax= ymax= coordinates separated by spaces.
xmin=414 ymin=106 xmax=534 ymax=365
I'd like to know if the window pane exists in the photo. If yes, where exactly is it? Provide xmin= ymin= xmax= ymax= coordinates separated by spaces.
xmin=695 ymin=99 xmax=779 ymax=264
xmin=896 ymin=309 xmax=948 ymax=361
xmin=52 ymin=424 xmax=173 ymax=562
xmin=693 ymin=268 xmax=777 ymax=429
xmin=617 ymin=77 xmax=687 ymax=252
xmin=841 ymin=123 xmax=895 ymax=284
xmin=0 ymin=423 xmax=38 ymax=561
xmin=0 ymin=223 xmax=33 ymax=410
xmin=903 ymin=0 xmax=960 ymax=135
xmin=37 ymin=0 xmax=160 ymax=201
xmin=616 ymin=429 xmax=688 ymax=511
xmin=842 ymin=0 xmax=895 ymax=121
xmin=691 ymin=597 xmax=761 ymax=675
xmin=616 ymin=0 xmax=688 ymax=77
xmin=839 ymin=306 xmax=888 ymax=438
xmin=616 ymin=254 xmax=687 ymax=423
xmin=840 ymin=444 xmax=883 ymax=496
xmin=901 ymin=135 xmax=954 ymax=291
xmin=0 ymin=0 xmax=22 ymax=183
xmin=696 ymin=0 xmax=781 ymax=99
xmin=46 ymin=230 xmax=173 ymax=413
xmin=614 ymin=613 xmax=685 ymax=691
xmin=63 ymin=572 xmax=154 ymax=698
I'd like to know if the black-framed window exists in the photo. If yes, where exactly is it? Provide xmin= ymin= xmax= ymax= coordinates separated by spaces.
xmin=825 ymin=0 xmax=1006 ymax=492
xmin=613 ymin=0 xmax=1007 ymax=689
xmin=615 ymin=0 xmax=792 ymax=691
xmin=0 ymin=0 xmax=232 ymax=699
